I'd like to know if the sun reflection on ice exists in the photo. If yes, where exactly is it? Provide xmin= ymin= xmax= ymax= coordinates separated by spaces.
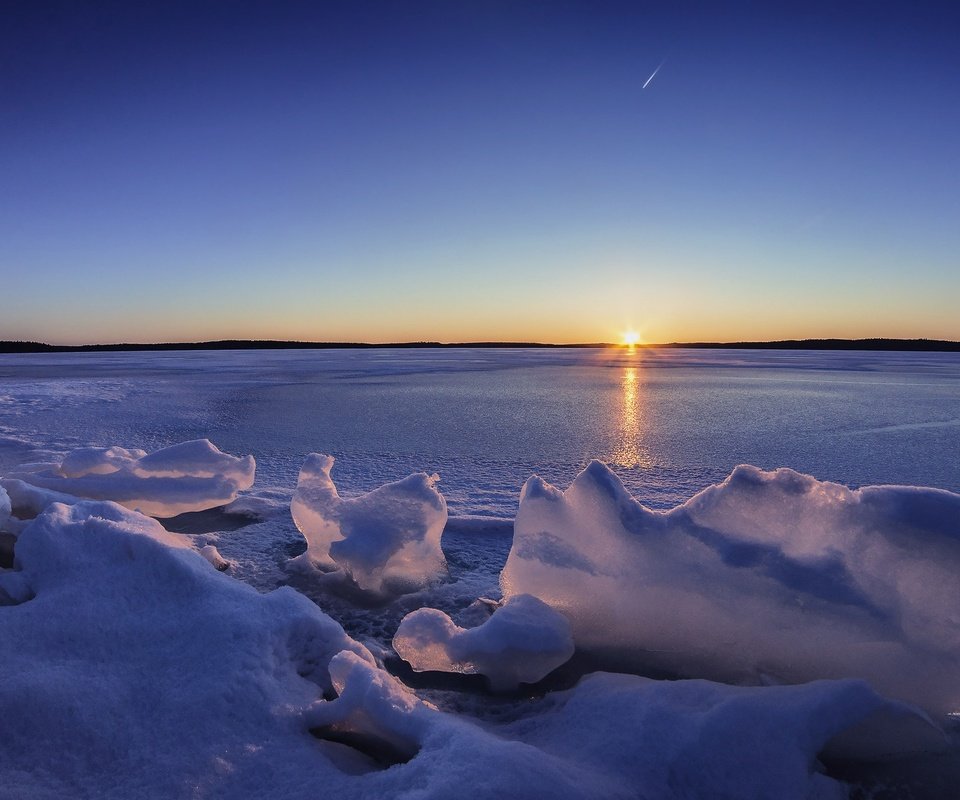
xmin=610 ymin=365 xmax=654 ymax=469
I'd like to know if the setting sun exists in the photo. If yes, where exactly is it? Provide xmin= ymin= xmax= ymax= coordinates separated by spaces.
xmin=622 ymin=330 xmax=641 ymax=347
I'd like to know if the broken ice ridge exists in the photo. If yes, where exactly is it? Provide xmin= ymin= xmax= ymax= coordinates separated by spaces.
xmin=502 ymin=460 xmax=960 ymax=714
xmin=3 ymin=439 xmax=255 ymax=518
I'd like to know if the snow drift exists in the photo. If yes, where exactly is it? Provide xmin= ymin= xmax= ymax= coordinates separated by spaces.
xmin=0 ymin=500 xmax=375 ymax=797
xmin=306 ymin=649 xmax=940 ymax=799
xmin=502 ymin=462 xmax=960 ymax=714
xmin=393 ymin=593 xmax=575 ymax=690
xmin=290 ymin=454 xmax=447 ymax=593
xmin=0 ymin=472 xmax=948 ymax=798
xmin=4 ymin=439 xmax=255 ymax=518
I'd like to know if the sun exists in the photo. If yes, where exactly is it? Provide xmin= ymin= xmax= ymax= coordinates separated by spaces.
xmin=622 ymin=330 xmax=641 ymax=347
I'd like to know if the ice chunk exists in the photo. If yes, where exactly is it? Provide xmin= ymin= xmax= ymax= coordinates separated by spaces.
xmin=0 ymin=484 xmax=10 ymax=532
xmin=306 ymin=650 xmax=429 ymax=765
xmin=1 ymin=476 xmax=88 ymax=520
xmin=199 ymin=544 xmax=230 ymax=571
xmin=59 ymin=445 xmax=147 ymax=477
xmin=502 ymin=461 xmax=960 ymax=713
xmin=7 ymin=439 xmax=255 ymax=517
xmin=393 ymin=594 xmax=574 ymax=690
xmin=290 ymin=454 xmax=447 ymax=592
xmin=223 ymin=488 xmax=292 ymax=519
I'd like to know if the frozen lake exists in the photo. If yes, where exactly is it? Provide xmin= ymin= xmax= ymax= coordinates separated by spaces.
xmin=2 ymin=347 xmax=959 ymax=798
xmin=2 ymin=347 xmax=958 ymax=518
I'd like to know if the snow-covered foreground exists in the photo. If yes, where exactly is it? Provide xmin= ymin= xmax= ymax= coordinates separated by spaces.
xmin=1 ymin=439 xmax=959 ymax=798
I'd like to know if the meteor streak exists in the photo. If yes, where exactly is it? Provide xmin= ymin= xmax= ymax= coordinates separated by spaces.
xmin=643 ymin=59 xmax=665 ymax=89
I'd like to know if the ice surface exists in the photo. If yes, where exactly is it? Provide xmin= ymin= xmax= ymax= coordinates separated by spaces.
xmin=3 ymin=348 xmax=959 ymax=514
xmin=6 ymin=439 xmax=255 ymax=517
xmin=290 ymin=454 xmax=447 ymax=593
xmin=502 ymin=461 xmax=960 ymax=714
xmin=393 ymin=594 xmax=575 ymax=690
xmin=1 ymin=349 xmax=958 ymax=796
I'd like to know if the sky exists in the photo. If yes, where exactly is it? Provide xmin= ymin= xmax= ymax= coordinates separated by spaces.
xmin=2 ymin=0 xmax=958 ymax=345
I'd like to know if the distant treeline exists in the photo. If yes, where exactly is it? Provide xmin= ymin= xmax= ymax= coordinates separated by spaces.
xmin=661 ymin=338 xmax=960 ymax=352
xmin=0 ymin=340 xmax=579 ymax=353
xmin=1 ymin=338 xmax=959 ymax=353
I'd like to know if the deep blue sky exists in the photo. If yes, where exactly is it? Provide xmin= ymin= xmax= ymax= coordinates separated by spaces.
xmin=2 ymin=1 xmax=958 ymax=343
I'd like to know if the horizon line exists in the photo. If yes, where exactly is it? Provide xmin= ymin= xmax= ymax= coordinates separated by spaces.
xmin=2 ymin=337 xmax=960 ymax=354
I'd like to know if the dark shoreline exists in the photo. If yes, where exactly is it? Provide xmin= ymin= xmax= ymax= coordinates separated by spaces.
xmin=1 ymin=338 xmax=959 ymax=354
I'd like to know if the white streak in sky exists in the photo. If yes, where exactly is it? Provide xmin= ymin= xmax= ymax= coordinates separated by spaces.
xmin=643 ymin=59 xmax=665 ymax=89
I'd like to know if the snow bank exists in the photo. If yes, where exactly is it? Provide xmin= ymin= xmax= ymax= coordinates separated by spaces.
xmin=502 ymin=673 xmax=944 ymax=798
xmin=290 ymin=454 xmax=447 ymax=593
xmin=0 ymin=498 xmax=943 ymax=798
xmin=502 ymin=461 xmax=960 ymax=714
xmin=306 ymin=650 xmax=939 ymax=799
xmin=0 ymin=500 xmax=374 ymax=797
xmin=393 ymin=594 xmax=574 ymax=690
xmin=6 ymin=439 xmax=255 ymax=517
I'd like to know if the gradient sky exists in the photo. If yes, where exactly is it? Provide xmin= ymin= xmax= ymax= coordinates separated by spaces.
xmin=2 ymin=0 xmax=958 ymax=344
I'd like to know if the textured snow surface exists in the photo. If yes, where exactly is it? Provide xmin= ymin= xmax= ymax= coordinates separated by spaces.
xmin=1 ymin=417 xmax=958 ymax=796
xmin=394 ymin=593 xmax=575 ymax=690
xmin=4 ymin=439 xmax=255 ymax=517
xmin=2 ymin=499 xmax=937 ymax=799
xmin=291 ymin=453 xmax=448 ymax=593
xmin=0 ymin=500 xmax=374 ymax=797
xmin=502 ymin=461 xmax=960 ymax=714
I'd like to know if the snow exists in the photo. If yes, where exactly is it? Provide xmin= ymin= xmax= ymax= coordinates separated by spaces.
xmin=5 ymin=439 xmax=255 ymax=518
xmin=1 ymin=343 xmax=958 ymax=797
xmin=0 ymin=500 xmax=374 ymax=798
xmin=0 ymin=483 xmax=10 ymax=532
xmin=0 ymin=477 xmax=80 ymax=525
xmin=290 ymin=454 xmax=448 ymax=593
xmin=502 ymin=461 xmax=960 ymax=714
xmin=59 ymin=444 xmax=147 ymax=477
xmin=393 ymin=593 xmax=575 ymax=690
xmin=305 ymin=650 xmax=428 ymax=764
xmin=501 ymin=673 xmax=944 ymax=799
xmin=223 ymin=488 xmax=292 ymax=519
xmin=305 ymin=650 xmax=942 ymax=799
xmin=3 ymin=499 xmax=929 ymax=798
